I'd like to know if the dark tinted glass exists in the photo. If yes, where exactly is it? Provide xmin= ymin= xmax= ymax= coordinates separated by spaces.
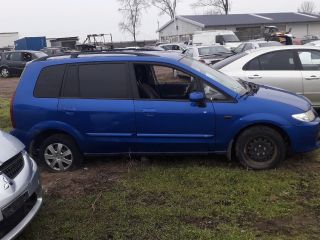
xmin=10 ymin=52 xmax=22 ymax=61
xmin=34 ymin=65 xmax=66 ymax=98
xmin=62 ymin=65 xmax=79 ymax=98
xmin=79 ymin=63 xmax=130 ymax=99
xmin=243 ymin=57 xmax=260 ymax=70
xmin=259 ymin=50 xmax=295 ymax=70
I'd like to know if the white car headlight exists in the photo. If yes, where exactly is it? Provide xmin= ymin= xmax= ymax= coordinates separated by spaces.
xmin=292 ymin=110 xmax=316 ymax=122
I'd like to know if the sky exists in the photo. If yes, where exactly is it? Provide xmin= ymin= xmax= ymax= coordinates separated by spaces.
xmin=0 ymin=0 xmax=319 ymax=42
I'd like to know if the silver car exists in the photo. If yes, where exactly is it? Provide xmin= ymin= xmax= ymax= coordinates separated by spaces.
xmin=0 ymin=131 xmax=42 ymax=240
xmin=213 ymin=46 xmax=320 ymax=107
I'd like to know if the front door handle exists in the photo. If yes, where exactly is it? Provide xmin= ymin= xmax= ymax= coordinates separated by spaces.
xmin=305 ymin=75 xmax=320 ymax=80
xmin=248 ymin=74 xmax=262 ymax=79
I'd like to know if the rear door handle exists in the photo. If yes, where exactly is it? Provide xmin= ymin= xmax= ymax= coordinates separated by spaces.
xmin=305 ymin=75 xmax=320 ymax=80
xmin=248 ymin=74 xmax=262 ymax=79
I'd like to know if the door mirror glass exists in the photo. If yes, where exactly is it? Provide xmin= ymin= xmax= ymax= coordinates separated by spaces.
xmin=189 ymin=91 xmax=205 ymax=102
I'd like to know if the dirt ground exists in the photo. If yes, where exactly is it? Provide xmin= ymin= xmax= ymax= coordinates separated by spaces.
xmin=0 ymin=77 xmax=20 ymax=98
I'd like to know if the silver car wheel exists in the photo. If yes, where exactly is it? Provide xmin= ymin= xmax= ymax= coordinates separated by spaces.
xmin=1 ymin=68 xmax=9 ymax=78
xmin=44 ymin=143 xmax=73 ymax=171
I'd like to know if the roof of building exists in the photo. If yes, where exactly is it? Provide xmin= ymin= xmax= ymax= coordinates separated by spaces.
xmin=159 ymin=12 xmax=320 ymax=31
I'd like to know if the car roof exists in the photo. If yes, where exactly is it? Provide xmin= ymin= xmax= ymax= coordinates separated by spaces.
xmin=34 ymin=51 xmax=185 ymax=64
xmin=244 ymin=45 xmax=320 ymax=54
xmin=5 ymin=50 xmax=43 ymax=54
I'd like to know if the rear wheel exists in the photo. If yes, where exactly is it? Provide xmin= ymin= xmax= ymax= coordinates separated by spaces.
xmin=235 ymin=126 xmax=286 ymax=170
xmin=38 ymin=134 xmax=83 ymax=172
xmin=1 ymin=68 xmax=10 ymax=78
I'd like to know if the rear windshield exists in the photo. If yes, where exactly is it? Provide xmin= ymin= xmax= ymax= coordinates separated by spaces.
xmin=212 ymin=52 xmax=247 ymax=70
xmin=198 ymin=46 xmax=231 ymax=56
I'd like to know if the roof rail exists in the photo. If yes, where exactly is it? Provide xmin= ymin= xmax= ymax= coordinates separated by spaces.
xmin=34 ymin=49 xmax=159 ymax=62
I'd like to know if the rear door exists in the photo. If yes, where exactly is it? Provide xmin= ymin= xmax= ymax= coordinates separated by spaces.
xmin=58 ymin=62 xmax=135 ymax=154
xmin=131 ymin=62 xmax=215 ymax=153
xmin=297 ymin=49 xmax=320 ymax=106
xmin=5 ymin=52 xmax=25 ymax=74
xmin=243 ymin=50 xmax=303 ymax=95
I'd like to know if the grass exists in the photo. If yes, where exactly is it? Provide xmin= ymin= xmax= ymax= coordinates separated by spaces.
xmin=0 ymin=98 xmax=11 ymax=131
xmin=1 ymin=98 xmax=320 ymax=239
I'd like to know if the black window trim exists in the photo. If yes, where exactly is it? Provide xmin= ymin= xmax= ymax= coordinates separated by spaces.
xmin=243 ymin=49 xmax=300 ymax=71
xmin=60 ymin=61 xmax=133 ymax=100
xmin=128 ymin=61 xmax=235 ymax=103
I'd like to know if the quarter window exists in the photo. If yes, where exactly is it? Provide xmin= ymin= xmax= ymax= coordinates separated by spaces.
xmin=34 ymin=65 xmax=66 ymax=98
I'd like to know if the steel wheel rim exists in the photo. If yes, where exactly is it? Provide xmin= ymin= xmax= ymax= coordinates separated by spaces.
xmin=44 ymin=143 xmax=73 ymax=171
xmin=244 ymin=136 xmax=277 ymax=164
xmin=1 ymin=69 xmax=9 ymax=78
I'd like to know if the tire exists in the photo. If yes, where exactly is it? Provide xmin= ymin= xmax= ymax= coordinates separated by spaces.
xmin=38 ymin=134 xmax=83 ymax=172
xmin=1 ymin=67 xmax=10 ymax=78
xmin=235 ymin=126 xmax=286 ymax=170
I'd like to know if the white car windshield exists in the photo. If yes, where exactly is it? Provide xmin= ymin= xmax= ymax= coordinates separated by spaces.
xmin=180 ymin=57 xmax=246 ymax=95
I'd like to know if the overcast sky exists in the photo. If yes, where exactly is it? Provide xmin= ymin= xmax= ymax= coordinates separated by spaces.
xmin=0 ymin=0 xmax=319 ymax=42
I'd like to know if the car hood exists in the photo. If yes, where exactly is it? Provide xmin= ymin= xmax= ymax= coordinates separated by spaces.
xmin=0 ymin=131 xmax=25 ymax=165
xmin=252 ymin=85 xmax=311 ymax=112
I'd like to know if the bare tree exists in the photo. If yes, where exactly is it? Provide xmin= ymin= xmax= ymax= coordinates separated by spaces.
xmin=149 ymin=0 xmax=178 ymax=20
xmin=191 ymin=0 xmax=231 ymax=15
xmin=118 ymin=0 xmax=148 ymax=42
xmin=298 ymin=1 xmax=317 ymax=14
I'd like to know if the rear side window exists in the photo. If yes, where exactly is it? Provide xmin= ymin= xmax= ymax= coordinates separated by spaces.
xmin=62 ymin=63 xmax=131 ymax=99
xmin=34 ymin=65 xmax=66 ymax=98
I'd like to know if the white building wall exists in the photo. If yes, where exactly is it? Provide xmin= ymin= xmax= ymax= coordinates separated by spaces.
xmin=159 ymin=19 xmax=203 ymax=42
xmin=308 ymin=22 xmax=320 ymax=36
xmin=0 ymin=32 xmax=19 ymax=48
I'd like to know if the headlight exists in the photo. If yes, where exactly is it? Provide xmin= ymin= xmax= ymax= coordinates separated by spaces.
xmin=292 ymin=110 xmax=316 ymax=122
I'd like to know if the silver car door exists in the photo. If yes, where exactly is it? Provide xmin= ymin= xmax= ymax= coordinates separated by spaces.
xmin=297 ymin=50 xmax=320 ymax=107
xmin=243 ymin=50 xmax=303 ymax=95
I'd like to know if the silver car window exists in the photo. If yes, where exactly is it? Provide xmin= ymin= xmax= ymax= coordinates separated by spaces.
xmin=298 ymin=50 xmax=320 ymax=71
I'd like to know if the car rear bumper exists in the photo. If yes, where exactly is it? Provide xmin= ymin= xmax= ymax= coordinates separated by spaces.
xmin=0 ymin=153 xmax=42 ymax=240
xmin=284 ymin=119 xmax=320 ymax=153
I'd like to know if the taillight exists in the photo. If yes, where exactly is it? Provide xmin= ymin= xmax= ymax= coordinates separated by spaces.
xmin=10 ymin=91 xmax=16 ymax=129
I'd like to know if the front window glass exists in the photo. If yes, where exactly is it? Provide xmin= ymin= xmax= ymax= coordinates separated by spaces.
xmin=222 ymin=34 xmax=240 ymax=42
xmin=181 ymin=57 xmax=246 ymax=95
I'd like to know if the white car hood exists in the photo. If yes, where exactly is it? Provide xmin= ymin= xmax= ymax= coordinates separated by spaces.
xmin=0 ymin=131 xmax=25 ymax=165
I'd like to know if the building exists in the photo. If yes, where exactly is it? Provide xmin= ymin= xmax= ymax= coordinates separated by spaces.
xmin=47 ymin=37 xmax=79 ymax=49
xmin=158 ymin=12 xmax=320 ymax=42
xmin=0 ymin=32 xmax=19 ymax=48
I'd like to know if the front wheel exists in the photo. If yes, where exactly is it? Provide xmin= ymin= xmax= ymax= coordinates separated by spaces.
xmin=235 ymin=126 xmax=286 ymax=170
xmin=1 ymin=68 xmax=10 ymax=78
xmin=38 ymin=134 xmax=83 ymax=172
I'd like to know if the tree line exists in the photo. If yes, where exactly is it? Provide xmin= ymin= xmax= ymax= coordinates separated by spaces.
xmin=118 ymin=0 xmax=319 ymax=42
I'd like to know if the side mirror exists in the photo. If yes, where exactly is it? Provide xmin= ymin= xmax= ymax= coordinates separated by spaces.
xmin=189 ymin=92 xmax=205 ymax=103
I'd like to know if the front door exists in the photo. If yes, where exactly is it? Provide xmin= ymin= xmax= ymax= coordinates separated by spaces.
xmin=131 ymin=63 xmax=215 ymax=153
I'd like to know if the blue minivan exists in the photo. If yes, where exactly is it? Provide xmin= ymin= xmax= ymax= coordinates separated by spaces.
xmin=10 ymin=51 xmax=320 ymax=171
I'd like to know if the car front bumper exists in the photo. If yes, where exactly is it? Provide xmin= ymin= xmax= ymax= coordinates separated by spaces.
xmin=0 ymin=152 xmax=42 ymax=240
xmin=284 ymin=119 xmax=320 ymax=153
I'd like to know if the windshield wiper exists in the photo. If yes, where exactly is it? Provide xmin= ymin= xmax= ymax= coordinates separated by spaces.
xmin=238 ymin=79 xmax=259 ymax=97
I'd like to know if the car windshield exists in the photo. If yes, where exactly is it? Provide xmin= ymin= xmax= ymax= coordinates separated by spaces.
xmin=233 ymin=43 xmax=245 ymax=53
xmin=180 ymin=57 xmax=246 ymax=95
xmin=198 ymin=46 xmax=231 ymax=56
xmin=223 ymin=34 xmax=240 ymax=43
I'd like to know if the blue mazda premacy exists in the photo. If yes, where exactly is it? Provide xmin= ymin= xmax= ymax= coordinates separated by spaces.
xmin=10 ymin=51 xmax=320 ymax=171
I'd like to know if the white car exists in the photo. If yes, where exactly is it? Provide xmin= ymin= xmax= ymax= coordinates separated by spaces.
xmin=213 ymin=46 xmax=320 ymax=107
xmin=0 ymin=131 xmax=42 ymax=240
xmin=232 ymin=41 xmax=283 ymax=54
xmin=183 ymin=45 xmax=233 ymax=65
xmin=158 ymin=43 xmax=186 ymax=52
